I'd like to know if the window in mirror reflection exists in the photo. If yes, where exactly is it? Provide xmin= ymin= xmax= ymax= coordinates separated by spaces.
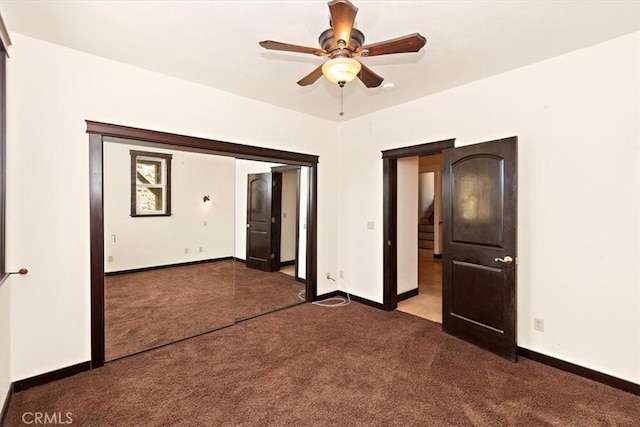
xmin=130 ymin=150 xmax=172 ymax=216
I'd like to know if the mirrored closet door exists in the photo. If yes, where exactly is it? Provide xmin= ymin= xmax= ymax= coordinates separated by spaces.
xmin=102 ymin=141 xmax=310 ymax=361
xmin=103 ymin=143 xmax=236 ymax=360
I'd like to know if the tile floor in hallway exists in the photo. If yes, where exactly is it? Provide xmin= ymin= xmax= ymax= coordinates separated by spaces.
xmin=396 ymin=249 xmax=443 ymax=323
xmin=280 ymin=264 xmax=295 ymax=277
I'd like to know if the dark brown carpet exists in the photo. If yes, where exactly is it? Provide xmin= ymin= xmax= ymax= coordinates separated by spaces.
xmin=105 ymin=260 xmax=303 ymax=360
xmin=6 ymin=302 xmax=639 ymax=426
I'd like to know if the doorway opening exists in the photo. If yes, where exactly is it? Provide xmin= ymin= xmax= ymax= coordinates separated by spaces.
xmin=396 ymin=155 xmax=444 ymax=323
xmin=381 ymin=139 xmax=455 ymax=313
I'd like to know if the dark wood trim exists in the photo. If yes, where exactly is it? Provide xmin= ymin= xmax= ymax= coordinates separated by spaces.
xmin=433 ymin=253 xmax=443 ymax=259
xmin=382 ymin=157 xmax=397 ymax=311
xmin=13 ymin=362 xmax=91 ymax=393
xmin=0 ymin=383 xmax=12 ymax=426
xmin=382 ymin=139 xmax=455 ymax=312
xmin=0 ymin=47 xmax=6 ymax=277
xmin=89 ymin=133 xmax=105 ymax=368
xmin=280 ymin=260 xmax=295 ymax=267
xmin=270 ymin=172 xmax=283 ymax=271
xmin=518 ymin=347 xmax=640 ymax=396
xmin=105 ymin=256 xmax=234 ymax=276
xmin=129 ymin=150 xmax=173 ymax=159
xmin=271 ymin=165 xmax=301 ymax=173
xmin=295 ymin=277 xmax=307 ymax=284
xmin=397 ymin=288 xmax=419 ymax=302
xmin=234 ymin=257 xmax=246 ymax=264
xmin=130 ymin=213 xmax=172 ymax=218
xmin=305 ymin=164 xmax=318 ymax=301
xmin=381 ymin=139 xmax=456 ymax=159
xmin=87 ymin=121 xmax=319 ymax=166
xmin=89 ymin=122 xmax=319 ymax=367
xmin=315 ymin=291 xmax=386 ymax=310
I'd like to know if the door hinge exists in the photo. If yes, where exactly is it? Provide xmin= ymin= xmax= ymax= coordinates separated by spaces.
xmin=272 ymin=181 xmax=276 ymax=187
xmin=270 ymin=253 xmax=275 ymax=259
xmin=271 ymin=216 xmax=275 ymax=223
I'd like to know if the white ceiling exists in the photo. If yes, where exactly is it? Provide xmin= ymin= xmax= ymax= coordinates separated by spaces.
xmin=2 ymin=1 xmax=639 ymax=122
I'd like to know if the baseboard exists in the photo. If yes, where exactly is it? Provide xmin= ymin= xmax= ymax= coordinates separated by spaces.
xmin=280 ymin=260 xmax=295 ymax=267
xmin=517 ymin=347 xmax=639 ymax=396
xmin=295 ymin=277 xmax=307 ymax=284
xmin=315 ymin=291 xmax=386 ymax=310
xmin=0 ymin=383 xmax=13 ymax=426
xmin=106 ymin=256 xmax=234 ymax=276
xmin=397 ymin=288 xmax=419 ymax=302
xmin=433 ymin=253 xmax=442 ymax=259
xmin=13 ymin=361 xmax=92 ymax=393
xmin=234 ymin=257 xmax=246 ymax=264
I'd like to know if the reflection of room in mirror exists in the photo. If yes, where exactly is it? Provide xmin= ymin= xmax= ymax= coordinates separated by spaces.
xmin=103 ymin=141 xmax=309 ymax=360
xmin=234 ymin=159 xmax=309 ymax=320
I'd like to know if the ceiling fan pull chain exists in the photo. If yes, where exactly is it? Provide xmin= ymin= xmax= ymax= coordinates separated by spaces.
xmin=339 ymin=84 xmax=345 ymax=116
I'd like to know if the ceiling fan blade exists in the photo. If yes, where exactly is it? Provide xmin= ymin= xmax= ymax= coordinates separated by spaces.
xmin=357 ymin=63 xmax=384 ymax=88
xmin=259 ymin=40 xmax=327 ymax=56
xmin=297 ymin=64 xmax=325 ymax=86
xmin=328 ymin=0 xmax=358 ymax=47
xmin=357 ymin=33 xmax=427 ymax=57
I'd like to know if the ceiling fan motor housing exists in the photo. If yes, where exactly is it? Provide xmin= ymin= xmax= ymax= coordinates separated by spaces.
xmin=319 ymin=28 xmax=365 ymax=57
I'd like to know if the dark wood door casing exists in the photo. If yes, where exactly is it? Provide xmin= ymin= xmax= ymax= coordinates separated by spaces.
xmin=442 ymin=137 xmax=518 ymax=361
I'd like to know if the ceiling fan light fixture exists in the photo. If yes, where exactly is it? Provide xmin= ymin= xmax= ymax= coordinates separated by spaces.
xmin=322 ymin=57 xmax=362 ymax=85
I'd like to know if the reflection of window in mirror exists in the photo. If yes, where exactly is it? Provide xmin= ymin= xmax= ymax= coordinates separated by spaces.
xmin=130 ymin=150 xmax=172 ymax=216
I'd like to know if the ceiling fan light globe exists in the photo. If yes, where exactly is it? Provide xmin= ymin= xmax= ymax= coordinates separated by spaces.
xmin=322 ymin=57 xmax=362 ymax=85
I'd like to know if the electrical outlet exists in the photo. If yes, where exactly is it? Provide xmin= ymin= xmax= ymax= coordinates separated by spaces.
xmin=534 ymin=317 xmax=544 ymax=332
xmin=107 ymin=256 xmax=113 ymax=262
xmin=199 ymin=247 xmax=203 ymax=253
xmin=184 ymin=248 xmax=189 ymax=254
xmin=339 ymin=271 xmax=343 ymax=279
xmin=203 ymin=220 xmax=207 ymax=227
xmin=326 ymin=272 xmax=331 ymax=279
xmin=367 ymin=221 xmax=375 ymax=230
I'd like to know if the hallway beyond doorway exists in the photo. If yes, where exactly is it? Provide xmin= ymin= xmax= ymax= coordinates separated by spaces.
xmin=396 ymin=249 xmax=442 ymax=323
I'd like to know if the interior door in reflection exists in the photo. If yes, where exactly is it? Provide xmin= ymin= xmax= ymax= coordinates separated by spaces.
xmin=246 ymin=172 xmax=281 ymax=272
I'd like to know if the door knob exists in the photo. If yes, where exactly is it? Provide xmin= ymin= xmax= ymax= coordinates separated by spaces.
xmin=494 ymin=256 xmax=513 ymax=264
xmin=246 ymin=224 xmax=250 ymax=228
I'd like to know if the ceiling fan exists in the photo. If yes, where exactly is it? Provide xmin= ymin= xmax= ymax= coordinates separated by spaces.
xmin=259 ymin=0 xmax=427 ymax=89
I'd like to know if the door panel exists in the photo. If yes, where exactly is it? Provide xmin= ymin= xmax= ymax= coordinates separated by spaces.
xmin=246 ymin=172 xmax=282 ymax=272
xmin=246 ymin=173 xmax=273 ymax=271
xmin=443 ymin=137 xmax=517 ymax=361
xmin=451 ymin=156 xmax=504 ymax=247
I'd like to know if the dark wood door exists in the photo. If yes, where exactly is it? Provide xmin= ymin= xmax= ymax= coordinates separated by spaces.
xmin=442 ymin=137 xmax=518 ymax=361
xmin=246 ymin=172 xmax=281 ymax=272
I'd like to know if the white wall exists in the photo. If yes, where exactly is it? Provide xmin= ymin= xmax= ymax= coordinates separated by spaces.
xmin=280 ymin=170 xmax=297 ymax=262
xmin=338 ymin=32 xmax=640 ymax=383
xmin=396 ymin=157 xmax=418 ymax=294
xmin=6 ymin=33 xmax=340 ymax=381
xmin=104 ymin=143 xmax=235 ymax=272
